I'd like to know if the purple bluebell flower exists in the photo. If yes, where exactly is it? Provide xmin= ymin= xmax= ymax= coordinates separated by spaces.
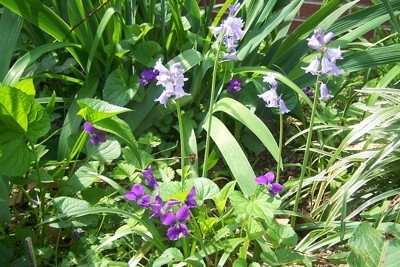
xmin=142 ymin=166 xmax=158 ymax=189
xmin=263 ymin=73 xmax=278 ymax=89
xmin=83 ymin=122 xmax=107 ymax=146
xmin=258 ymin=88 xmax=279 ymax=108
xmin=184 ymin=187 xmax=197 ymax=208
xmin=307 ymin=28 xmax=334 ymax=51
xmin=213 ymin=4 xmax=244 ymax=60
xmin=319 ymin=83 xmax=333 ymax=101
xmin=125 ymin=184 xmax=151 ymax=208
xmin=140 ymin=69 xmax=159 ymax=87
xmin=302 ymin=56 xmax=320 ymax=76
xmin=227 ymin=78 xmax=242 ymax=92
xmin=161 ymin=205 xmax=191 ymax=240
xmin=279 ymin=99 xmax=290 ymax=114
xmin=74 ymin=229 xmax=84 ymax=239
xmin=31 ymin=199 xmax=40 ymax=207
xmin=325 ymin=47 xmax=343 ymax=61
xmin=255 ymin=172 xmax=283 ymax=196
xmin=154 ymin=59 xmax=189 ymax=106
xmin=149 ymin=192 xmax=180 ymax=219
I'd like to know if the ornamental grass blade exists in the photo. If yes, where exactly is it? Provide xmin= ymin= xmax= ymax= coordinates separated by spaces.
xmin=203 ymin=116 xmax=257 ymax=195
xmin=0 ymin=8 xmax=22 ymax=81
xmin=213 ymin=98 xmax=280 ymax=164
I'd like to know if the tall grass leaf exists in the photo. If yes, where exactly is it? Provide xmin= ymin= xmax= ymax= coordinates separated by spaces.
xmin=214 ymin=98 xmax=280 ymax=164
xmin=67 ymin=0 xmax=94 ymax=48
xmin=3 ymin=42 xmax=80 ymax=86
xmin=0 ymin=8 xmax=23 ymax=81
xmin=203 ymin=116 xmax=257 ymax=195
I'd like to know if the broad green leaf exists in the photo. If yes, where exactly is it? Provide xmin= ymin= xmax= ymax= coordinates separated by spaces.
xmin=85 ymin=139 xmax=121 ymax=162
xmin=266 ymin=222 xmax=298 ymax=248
xmin=63 ymin=162 xmax=99 ymax=194
xmin=132 ymin=41 xmax=163 ymax=67
xmin=348 ymin=222 xmax=400 ymax=267
xmin=203 ymin=116 xmax=256 ymax=195
xmin=121 ymin=147 xmax=154 ymax=170
xmin=77 ymin=98 xmax=131 ymax=123
xmin=51 ymin=197 xmax=98 ymax=228
xmin=189 ymin=178 xmax=219 ymax=206
xmin=153 ymin=248 xmax=184 ymax=267
xmin=103 ymin=68 xmax=140 ymax=106
xmin=11 ymin=79 xmax=35 ymax=97
xmin=111 ymin=163 xmax=136 ymax=180
xmin=212 ymin=181 xmax=236 ymax=213
xmin=158 ymin=181 xmax=187 ymax=202
xmin=0 ymin=176 xmax=10 ymax=223
xmin=27 ymin=168 xmax=53 ymax=184
xmin=0 ymin=138 xmax=35 ymax=176
xmin=214 ymin=98 xmax=280 ymax=164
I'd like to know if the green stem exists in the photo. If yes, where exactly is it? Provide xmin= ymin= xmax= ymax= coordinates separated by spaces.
xmin=290 ymin=78 xmax=320 ymax=228
xmin=202 ymin=42 xmax=222 ymax=178
xmin=276 ymin=109 xmax=283 ymax=182
xmin=176 ymin=100 xmax=186 ymax=187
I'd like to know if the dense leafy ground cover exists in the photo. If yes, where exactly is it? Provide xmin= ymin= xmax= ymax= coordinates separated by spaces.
xmin=1 ymin=0 xmax=400 ymax=266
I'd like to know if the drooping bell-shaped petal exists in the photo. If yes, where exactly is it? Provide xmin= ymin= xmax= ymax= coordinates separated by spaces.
xmin=228 ymin=3 xmax=241 ymax=15
xmin=307 ymin=29 xmax=334 ymax=50
xmin=255 ymin=172 xmax=275 ymax=185
xmin=302 ymin=56 xmax=320 ymax=76
xmin=258 ymin=89 xmax=279 ymax=108
xmin=320 ymin=55 xmax=332 ymax=75
xmin=329 ymin=61 xmax=341 ymax=77
xmin=325 ymin=47 xmax=343 ymax=61
xmin=263 ymin=73 xmax=278 ymax=89
xmin=279 ymin=99 xmax=290 ymax=114
xmin=319 ymin=83 xmax=333 ymax=101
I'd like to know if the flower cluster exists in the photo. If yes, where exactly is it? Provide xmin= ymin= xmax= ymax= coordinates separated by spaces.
xmin=255 ymin=172 xmax=283 ymax=196
xmin=154 ymin=59 xmax=189 ymax=106
xmin=227 ymin=78 xmax=242 ymax=92
xmin=125 ymin=166 xmax=197 ymax=240
xmin=140 ymin=68 xmax=159 ymax=87
xmin=213 ymin=3 xmax=244 ymax=60
xmin=83 ymin=122 xmax=107 ymax=146
xmin=258 ymin=73 xmax=290 ymax=114
xmin=302 ymin=29 xmax=343 ymax=77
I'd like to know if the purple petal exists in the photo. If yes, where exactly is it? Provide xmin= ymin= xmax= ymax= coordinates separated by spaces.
xmin=125 ymin=191 xmax=139 ymax=201
xmin=160 ymin=211 xmax=176 ymax=226
xmin=178 ymin=224 xmax=188 ymax=237
xmin=83 ymin=122 xmax=95 ymax=134
xmin=166 ymin=225 xmax=182 ymax=240
xmin=279 ymin=99 xmax=290 ymax=114
xmin=255 ymin=172 xmax=275 ymax=185
xmin=138 ymin=194 xmax=151 ymax=208
xmin=142 ymin=166 xmax=158 ymax=189
xmin=268 ymin=183 xmax=283 ymax=196
xmin=131 ymin=184 xmax=144 ymax=198
xmin=163 ymin=199 xmax=181 ymax=210
xmin=176 ymin=205 xmax=190 ymax=223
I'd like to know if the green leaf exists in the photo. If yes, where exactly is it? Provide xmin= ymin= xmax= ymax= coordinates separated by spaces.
xmin=189 ymin=178 xmax=219 ymax=206
xmin=121 ymin=147 xmax=154 ymax=170
xmin=77 ymin=98 xmax=131 ymax=123
xmin=27 ymin=168 xmax=54 ymax=184
xmin=111 ymin=163 xmax=136 ymax=180
xmin=11 ymin=79 xmax=35 ymax=97
xmin=0 ymin=176 xmax=10 ymax=223
xmin=153 ymin=248 xmax=184 ymax=267
xmin=132 ymin=41 xmax=163 ymax=67
xmin=63 ymin=162 xmax=99 ymax=194
xmin=158 ymin=181 xmax=185 ymax=202
xmin=266 ymin=222 xmax=298 ymax=248
xmin=348 ymin=222 xmax=400 ymax=267
xmin=0 ymin=138 xmax=35 ymax=176
xmin=203 ymin=116 xmax=257 ymax=195
xmin=212 ymin=181 xmax=236 ymax=213
xmin=103 ymin=68 xmax=140 ymax=106
xmin=51 ymin=197 xmax=98 ymax=228
xmin=214 ymin=98 xmax=280 ymax=164
xmin=85 ymin=139 xmax=121 ymax=162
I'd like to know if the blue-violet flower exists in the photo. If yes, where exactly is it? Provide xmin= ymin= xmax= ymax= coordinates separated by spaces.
xmin=154 ymin=59 xmax=189 ymax=106
xmin=161 ymin=205 xmax=191 ymax=240
xmin=142 ymin=166 xmax=158 ymax=189
xmin=149 ymin=192 xmax=181 ymax=219
xmin=140 ymin=68 xmax=159 ymax=87
xmin=255 ymin=172 xmax=283 ymax=196
xmin=83 ymin=122 xmax=107 ymax=146
xmin=125 ymin=184 xmax=151 ymax=208
xmin=279 ymin=99 xmax=290 ymax=114
xmin=184 ymin=187 xmax=197 ymax=208
xmin=227 ymin=78 xmax=242 ymax=92
xmin=319 ymin=82 xmax=333 ymax=101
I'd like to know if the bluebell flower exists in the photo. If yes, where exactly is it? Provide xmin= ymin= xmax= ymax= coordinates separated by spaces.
xmin=263 ymin=73 xmax=278 ymax=89
xmin=302 ymin=56 xmax=320 ymax=76
xmin=319 ymin=82 xmax=333 ymax=100
xmin=154 ymin=59 xmax=189 ymax=106
xmin=279 ymin=99 xmax=290 ymax=114
xmin=307 ymin=28 xmax=334 ymax=51
xmin=258 ymin=88 xmax=279 ymax=108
